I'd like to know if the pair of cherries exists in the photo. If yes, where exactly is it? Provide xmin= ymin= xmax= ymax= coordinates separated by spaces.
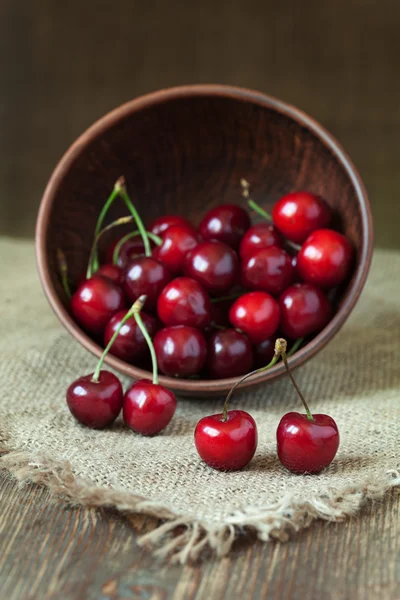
xmin=66 ymin=296 xmax=177 ymax=436
xmin=195 ymin=338 xmax=340 ymax=474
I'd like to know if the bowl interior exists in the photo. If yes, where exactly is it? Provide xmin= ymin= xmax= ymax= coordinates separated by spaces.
xmin=37 ymin=86 xmax=372 ymax=396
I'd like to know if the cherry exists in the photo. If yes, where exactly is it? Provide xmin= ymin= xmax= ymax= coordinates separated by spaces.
xmin=198 ymin=204 xmax=250 ymax=249
xmin=277 ymin=412 xmax=340 ymax=474
xmin=123 ymin=380 xmax=177 ymax=435
xmin=241 ymin=246 xmax=293 ymax=296
xmin=254 ymin=336 xmax=276 ymax=368
xmin=66 ymin=371 xmax=123 ymax=429
xmin=124 ymin=257 xmax=172 ymax=310
xmin=272 ymin=191 xmax=332 ymax=244
xmin=153 ymin=224 xmax=199 ymax=274
xmin=274 ymin=338 xmax=340 ymax=473
xmin=149 ymin=215 xmax=194 ymax=237
xmin=290 ymin=254 xmax=302 ymax=283
xmin=154 ymin=325 xmax=207 ymax=377
xmin=239 ymin=223 xmax=283 ymax=260
xmin=106 ymin=235 xmax=146 ymax=268
xmin=184 ymin=240 xmax=239 ymax=295
xmin=97 ymin=263 xmax=125 ymax=286
xmin=297 ymin=229 xmax=354 ymax=289
xmin=229 ymin=291 xmax=280 ymax=344
xmin=122 ymin=296 xmax=177 ymax=435
xmin=70 ymin=275 xmax=126 ymax=335
xmin=279 ymin=283 xmax=332 ymax=339
xmin=157 ymin=277 xmax=211 ymax=328
xmin=104 ymin=310 xmax=159 ymax=363
xmin=66 ymin=301 xmax=142 ymax=428
xmin=207 ymin=329 xmax=253 ymax=379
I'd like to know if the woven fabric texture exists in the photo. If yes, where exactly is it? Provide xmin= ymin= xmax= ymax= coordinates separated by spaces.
xmin=1 ymin=238 xmax=399 ymax=562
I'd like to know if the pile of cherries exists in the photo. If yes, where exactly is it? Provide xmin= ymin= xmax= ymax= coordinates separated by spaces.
xmin=61 ymin=177 xmax=347 ymax=474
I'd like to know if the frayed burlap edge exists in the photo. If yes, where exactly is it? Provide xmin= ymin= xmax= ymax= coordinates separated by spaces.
xmin=1 ymin=441 xmax=399 ymax=564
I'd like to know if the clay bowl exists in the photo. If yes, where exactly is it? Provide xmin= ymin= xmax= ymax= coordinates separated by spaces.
xmin=36 ymin=85 xmax=373 ymax=397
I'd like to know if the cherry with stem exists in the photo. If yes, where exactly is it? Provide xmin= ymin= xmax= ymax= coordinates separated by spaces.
xmin=112 ymin=230 xmax=162 ymax=265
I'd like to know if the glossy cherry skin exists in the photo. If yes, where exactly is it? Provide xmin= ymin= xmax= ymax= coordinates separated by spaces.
xmin=96 ymin=264 xmax=125 ymax=286
xmin=71 ymin=276 xmax=126 ymax=335
xmin=198 ymin=204 xmax=251 ymax=249
xmin=66 ymin=370 xmax=123 ymax=428
xmin=277 ymin=412 xmax=340 ymax=474
xmin=124 ymin=257 xmax=172 ymax=309
xmin=239 ymin=223 xmax=283 ymax=260
xmin=194 ymin=410 xmax=257 ymax=471
xmin=241 ymin=246 xmax=294 ymax=296
xmin=184 ymin=240 xmax=239 ymax=295
xmin=297 ymin=229 xmax=354 ymax=289
xmin=272 ymin=191 xmax=332 ymax=244
xmin=123 ymin=380 xmax=177 ymax=435
xmin=157 ymin=277 xmax=211 ymax=328
xmin=229 ymin=291 xmax=280 ymax=344
xmin=106 ymin=235 xmax=146 ymax=268
xmin=104 ymin=310 xmax=159 ymax=363
xmin=149 ymin=215 xmax=194 ymax=237
xmin=153 ymin=224 xmax=200 ymax=274
xmin=279 ymin=283 xmax=332 ymax=339
xmin=154 ymin=325 xmax=207 ymax=377
xmin=207 ymin=329 xmax=253 ymax=379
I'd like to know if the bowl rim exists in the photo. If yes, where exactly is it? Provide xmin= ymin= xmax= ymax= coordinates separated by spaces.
xmin=36 ymin=84 xmax=373 ymax=395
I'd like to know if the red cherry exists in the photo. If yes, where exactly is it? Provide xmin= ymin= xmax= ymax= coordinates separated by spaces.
xmin=104 ymin=310 xmax=159 ymax=363
xmin=229 ymin=291 xmax=280 ymax=344
xmin=207 ymin=329 xmax=253 ymax=379
xmin=123 ymin=379 xmax=177 ymax=435
xmin=184 ymin=240 xmax=239 ymax=295
xmin=96 ymin=264 xmax=125 ymax=286
xmin=124 ymin=257 xmax=172 ymax=309
xmin=277 ymin=412 xmax=339 ymax=474
xmin=279 ymin=283 xmax=331 ymax=339
xmin=241 ymin=246 xmax=294 ymax=296
xmin=153 ymin=224 xmax=200 ymax=274
xmin=272 ymin=191 xmax=332 ymax=243
xmin=239 ymin=223 xmax=283 ymax=259
xmin=154 ymin=325 xmax=207 ymax=377
xmin=254 ymin=336 xmax=276 ymax=368
xmin=66 ymin=370 xmax=123 ymax=428
xmin=194 ymin=410 xmax=257 ymax=470
xmin=198 ymin=204 xmax=250 ymax=249
xmin=71 ymin=276 xmax=126 ymax=335
xmin=157 ymin=277 xmax=211 ymax=328
xmin=149 ymin=215 xmax=194 ymax=237
xmin=290 ymin=254 xmax=302 ymax=283
xmin=106 ymin=235 xmax=146 ymax=268
xmin=297 ymin=229 xmax=354 ymax=289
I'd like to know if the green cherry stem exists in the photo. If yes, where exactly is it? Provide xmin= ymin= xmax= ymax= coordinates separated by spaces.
xmin=91 ymin=298 xmax=143 ymax=383
xmin=116 ymin=178 xmax=152 ymax=258
xmin=240 ymin=178 xmax=272 ymax=221
xmin=275 ymin=338 xmax=314 ymax=421
xmin=112 ymin=230 xmax=162 ymax=266
xmin=287 ymin=337 xmax=304 ymax=357
xmin=57 ymin=248 xmax=71 ymax=300
xmin=132 ymin=296 xmax=159 ymax=385
xmin=86 ymin=216 xmax=135 ymax=279
xmin=92 ymin=179 xmax=122 ymax=272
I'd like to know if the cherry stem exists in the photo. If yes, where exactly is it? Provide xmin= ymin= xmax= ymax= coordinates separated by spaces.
xmin=86 ymin=216 xmax=135 ymax=279
xmin=112 ymin=230 xmax=162 ymax=265
xmin=132 ymin=297 xmax=159 ymax=385
xmin=91 ymin=298 xmax=144 ymax=383
xmin=116 ymin=178 xmax=152 ymax=258
xmin=211 ymin=293 xmax=242 ymax=304
xmin=287 ymin=337 xmax=304 ymax=357
xmin=222 ymin=352 xmax=281 ymax=422
xmin=57 ymin=248 xmax=71 ymax=300
xmin=275 ymin=338 xmax=314 ymax=421
xmin=91 ymin=180 xmax=122 ymax=272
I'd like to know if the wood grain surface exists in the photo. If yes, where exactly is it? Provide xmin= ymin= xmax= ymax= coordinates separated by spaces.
xmin=0 ymin=472 xmax=398 ymax=599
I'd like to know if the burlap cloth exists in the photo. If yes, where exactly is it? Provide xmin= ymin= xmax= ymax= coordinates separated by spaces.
xmin=1 ymin=237 xmax=399 ymax=563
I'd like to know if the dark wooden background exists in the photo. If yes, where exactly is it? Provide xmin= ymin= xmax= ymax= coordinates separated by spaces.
xmin=1 ymin=0 xmax=399 ymax=247
xmin=1 ymin=2 xmax=399 ymax=598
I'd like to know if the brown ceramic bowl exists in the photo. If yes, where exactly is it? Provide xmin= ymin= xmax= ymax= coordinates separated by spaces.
xmin=36 ymin=85 xmax=373 ymax=397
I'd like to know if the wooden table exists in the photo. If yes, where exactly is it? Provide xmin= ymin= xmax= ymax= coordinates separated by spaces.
xmin=1 ymin=471 xmax=398 ymax=599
